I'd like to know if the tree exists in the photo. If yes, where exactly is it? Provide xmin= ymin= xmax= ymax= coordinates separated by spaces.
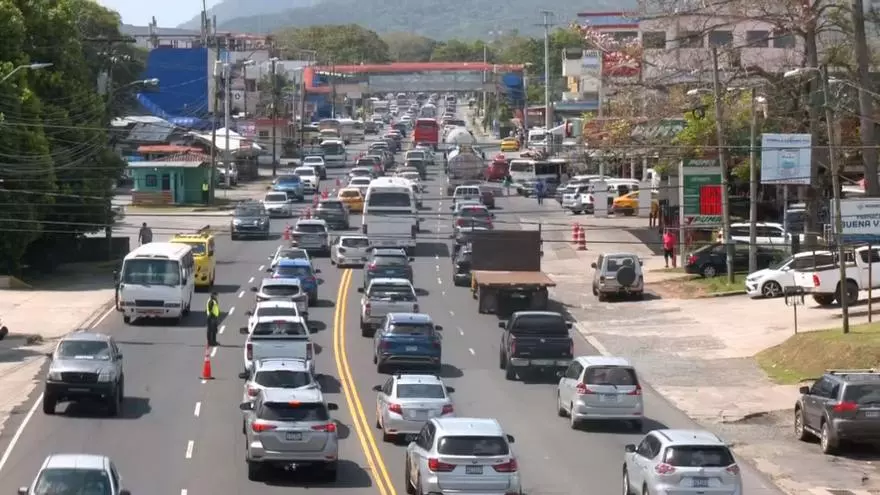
xmin=275 ymin=24 xmax=391 ymax=64
xmin=382 ymin=32 xmax=437 ymax=62
xmin=430 ymin=40 xmax=485 ymax=62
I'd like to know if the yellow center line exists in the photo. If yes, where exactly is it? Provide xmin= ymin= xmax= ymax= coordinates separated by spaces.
xmin=333 ymin=269 xmax=397 ymax=495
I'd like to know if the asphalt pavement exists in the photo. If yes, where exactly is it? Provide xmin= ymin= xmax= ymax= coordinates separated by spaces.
xmin=0 ymin=121 xmax=783 ymax=495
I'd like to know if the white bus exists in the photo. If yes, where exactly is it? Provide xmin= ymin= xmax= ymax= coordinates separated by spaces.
xmin=363 ymin=177 xmax=418 ymax=252
xmin=319 ymin=139 xmax=347 ymax=167
xmin=117 ymin=242 xmax=195 ymax=324
xmin=509 ymin=159 xmax=560 ymax=184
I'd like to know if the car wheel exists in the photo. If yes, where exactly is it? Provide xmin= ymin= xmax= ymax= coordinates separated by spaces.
xmin=106 ymin=389 xmax=119 ymax=417
xmin=623 ymin=467 xmax=633 ymax=495
xmin=499 ymin=350 xmax=505 ymax=369
xmin=557 ymin=393 xmax=567 ymax=417
xmin=122 ymin=316 xmax=131 ymax=324
xmin=569 ymin=403 xmax=580 ymax=429
xmin=794 ymin=407 xmax=813 ymax=441
xmin=42 ymin=393 xmax=56 ymax=415
xmin=404 ymin=455 xmax=416 ymax=494
xmin=246 ymin=460 xmax=263 ymax=481
xmin=504 ymin=360 xmax=516 ymax=381
xmin=761 ymin=281 xmax=783 ymax=298
xmin=821 ymin=421 xmax=839 ymax=454
xmin=700 ymin=264 xmax=717 ymax=278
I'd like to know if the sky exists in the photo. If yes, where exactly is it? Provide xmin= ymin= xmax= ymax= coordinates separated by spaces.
xmin=96 ymin=0 xmax=219 ymax=27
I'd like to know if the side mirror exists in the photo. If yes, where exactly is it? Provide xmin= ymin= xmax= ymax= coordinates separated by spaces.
xmin=357 ymin=287 xmax=364 ymax=293
xmin=116 ymin=353 xmax=123 ymax=360
xmin=372 ymin=385 xmax=383 ymax=392
xmin=327 ymin=402 xmax=339 ymax=411
xmin=245 ymin=310 xmax=253 ymax=316
xmin=799 ymin=386 xmax=810 ymax=395
xmin=506 ymin=434 xmax=515 ymax=443
xmin=491 ymin=213 xmax=496 ymax=218
xmin=239 ymin=402 xmax=253 ymax=411
xmin=625 ymin=444 xmax=636 ymax=453
xmin=315 ymin=269 xmax=322 ymax=274
xmin=590 ymin=262 xmax=597 ymax=269
xmin=267 ymin=255 xmax=273 ymax=260
xmin=238 ymin=371 xmax=249 ymax=379
xmin=434 ymin=325 xmax=443 ymax=330
xmin=445 ymin=386 xmax=455 ymax=393
xmin=239 ymin=327 xmax=248 ymax=335
xmin=639 ymin=260 xmax=644 ymax=266
xmin=250 ymin=287 xmax=258 ymax=292
xmin=265 ymin=267 xmax=273 ymax=272
xmin=18 ymin=488 xmax=27 ymax=495
xmin=497 ymin=321 xmax=506 ymax=329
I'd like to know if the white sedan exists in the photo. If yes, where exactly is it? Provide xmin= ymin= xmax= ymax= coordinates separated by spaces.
xmin=262 ymin=191 xmax=293 ymax=217
xmin=294 ymin=166 xmax=320 ymax=193
xmin=745 ymin=251 xmax=834 ymax=298
xmin=348 ymin=176 xmax=372 ymax=195
xmin=244 ymin=300 xmax=302 ymax=334
xmin=268 ymin=246 xmax=311 ymax=269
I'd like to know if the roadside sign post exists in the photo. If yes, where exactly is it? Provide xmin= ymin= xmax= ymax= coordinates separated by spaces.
xmin=784 ymin=286 xmax=806 ymax=334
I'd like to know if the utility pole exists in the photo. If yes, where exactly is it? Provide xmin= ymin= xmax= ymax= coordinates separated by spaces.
xmin=710 ymin=46 xmax=734 ymax=283
xmin=208 ymin=16 xmax=220 ymax=204
xmin=271 ymin=56 xmax=278 ymax=177
xmin=748 ymin=86 xmax=760 ymax=273
xmin=224 ymin=50 xmax=232 ymax=189
xmin=330 ymin=59 xmax=337 ymax=118
xmin=540 ymin=10 xmax=554 ymax=131
xmin=522 ymin=64 xmax=529 ymax=130
xmin=851 ymin=0 xmax=879 ymax=195
xmin=482 ymin=45 xmax=488 ymax=118
xmin=242 ymin=62 xmax=249 ymax=119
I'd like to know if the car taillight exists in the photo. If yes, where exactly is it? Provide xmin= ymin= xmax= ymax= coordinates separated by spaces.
xmin=455 ymin=218 xmax=465 ymax=226
xmin=312 ymin=423 xmax=337 ymax=433
xmin=834 ymin=401 xmax=859 ymax=412
xmin=306 ymin=342 xmax=313 ymax=360
xmin=246 ymin=342 xmax=253 ymax=360
xmin=252 ymin=422 xmax=277 ymax=432
xmin=687 ymin=255 xmax=697 ymax=265
xmin=365 ymin=303 xmax=371 ymax=315
xmin=654 ymin=463 xmax=676 ymax=475
xmin=568 ymin=340 xmax=574 ymax=357
xmin=432 ymin=338 xmax=441 ymax=348
xmin=247 ymin=386 xmax=259 ymax=397
xmin=509 ymin=336 xmax=516 ymax=355
xmin=441 ymin=404 xmax=454 ymax=415
xmin=493 ymin=459 xmax=518 ymax=473
xmin=427 ymin=458 xmax=456 ymax=472
xmin=725 ymin=464 xmax=740 ymax=475
xmin=628 ymin=384 xmax=642 ymax=396
xmin=369 ymin=262 xmax=378 ymax=270
xmin=379 ymin=340 xmax=390 ymax=350
xmin=813 ymin=274 xmax=820 ymax=287
xmin=388 ymin=403 xmax=402 ymax=414
xmin=576 ymin=383 xmax=595 ymax=395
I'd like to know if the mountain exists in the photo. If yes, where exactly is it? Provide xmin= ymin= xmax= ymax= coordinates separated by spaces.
xmin=216 ymin=0 xmax=633 ymax=40
xmin=177 ymin=0 xmax=322 ymax=30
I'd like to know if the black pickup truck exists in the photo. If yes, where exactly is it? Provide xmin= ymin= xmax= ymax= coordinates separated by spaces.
xmin=498 ymin=311 xmax=573 ymax=381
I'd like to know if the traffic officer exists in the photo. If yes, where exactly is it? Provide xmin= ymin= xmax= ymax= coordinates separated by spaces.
xmin=206 ymin=292 xmax=220 ymax=347
xmin=201 ymin=181 xmax=209 ymax=204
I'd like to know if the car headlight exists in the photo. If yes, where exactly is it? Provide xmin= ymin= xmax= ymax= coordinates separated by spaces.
xmin=233 ymin=219 xmax=242 ymax=225
xmin=47 ymin=370 xmax=62 ymax=381
xmin=97 ymin=372 xmax=113 ymax=382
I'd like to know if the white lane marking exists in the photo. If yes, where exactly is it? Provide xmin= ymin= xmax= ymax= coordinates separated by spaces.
xmin=459 ymin=328 xmax=464 ymax=336
xmin=437 ymin=277 xmax=442 ymax=285
xmin=185 ymin=440 xmax=195 ymax=459
xmin=193 ymin=402 xmax=201 ymax=417
xmin=93 ymin=305 xmax=115 ymax=327
xmin=435 ymin=265 xmax=439 ymax=272
xmin=468 ymin=348 xmax=475 ymax=355
xmin=181 ymin=490 xmax=188 ymax=495
xmin=258 ymin=265 xmax=265 ymax=271
xmin=238 ymin=290 xmax=245 ymax=298
xmin=219 ymin=324 xmax=226 ymax=335
xmin=0 ymin=391 xmax=42 ymax=473
xmin=200 ymin=379 xmax=207 ymax=384
xmin=248 ymin=276 xmax=254 ymax=283
xmin=229 ymin=306 xmax=235 ymax=316
xmin=210 ymin=347 xmax=218 ymax=358
xmin=441 ymin=290 xmax=446 ymax=296
xmin=435 ymin=254 xmax=439 ymax=260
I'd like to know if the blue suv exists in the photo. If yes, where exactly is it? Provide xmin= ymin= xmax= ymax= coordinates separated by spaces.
xmin=271 ymin=258 xmax=320 ymax=305
xmin=273 ymin=176 xmax=305 ymax=201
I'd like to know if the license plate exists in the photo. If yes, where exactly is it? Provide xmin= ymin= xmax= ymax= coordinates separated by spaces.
xmin=68 ymin=388 xmax=89 ymax=393
xmin=867 ymin=411 xmax=880 ymax=418
xmin=410 ymin=410 xmax=428 ymax=420
xmin=599 ymin=394 xmax=617 ymax=402
xmin=138 ymin=309 xmax=161 ymax=315
xmin=406 ymin=346 xmax=418 ymax=352
xmin=691 ymin=477 xmax=709 ymax=488
xmin=465 ymin=465 xmax=483 ymax=475
xmin=532 ymin=359 xmax=554 ymax=366
xmin=286 ymin=432 xmax=302 ymax=441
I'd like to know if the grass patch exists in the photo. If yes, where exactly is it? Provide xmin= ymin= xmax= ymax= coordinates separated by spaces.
xmin=651 ymin=274 xmax=746 ymax=299
xmin=649 ymin=267 xmax=685 ymax=274
xmin=756 ymin=322 xmax=880 ymax=384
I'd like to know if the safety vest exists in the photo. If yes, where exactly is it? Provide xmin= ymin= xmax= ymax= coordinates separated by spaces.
xmin=201 ymin=182 xmax=209 ymax=192
xmin=206 ymin=299 xmax=220 ymax=318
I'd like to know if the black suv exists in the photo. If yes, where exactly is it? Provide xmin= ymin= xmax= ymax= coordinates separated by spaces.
xmin=452 ymin=248 xmax=472 ymax=286
xmin=314 ymin=199 xmax=350 ymax=230
xmin=795 ymin=369 xmax=880 ymax=454
xmin=231 ymin=202 xmax=270 ymax=240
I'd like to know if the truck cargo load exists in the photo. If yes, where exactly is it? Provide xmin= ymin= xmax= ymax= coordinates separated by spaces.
xmin=444 ymin=127 xmax=476 ymax=147
xmin=446 ymin=145 xmax=485 ymax=195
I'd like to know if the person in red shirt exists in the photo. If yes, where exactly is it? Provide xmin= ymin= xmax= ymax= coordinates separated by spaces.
xmin=662 ymin=229 xmax=676 ymax=268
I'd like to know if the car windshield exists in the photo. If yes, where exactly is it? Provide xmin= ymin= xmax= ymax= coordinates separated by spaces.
xmin=342 ymin=237 xmax=370 ymax=248
xmin=254 ymin=307 xmax=298 ymax=319
xmin=276 ymin=177 xmax=301 ymax=185
xmin=274 ymin=265 xmax=312 ymax=278
xmin=259 ymin=402 xmax=329 ymax=421
xmin=56 ymin=340 xmax=112 ymax=360
xmin=437 ymin=436 xmax=509 ymax=456
xmin=261 ymin=285 xmax=300 ymax=296
xmin=396 ymin=383 xmax=445 ymax=399
xmin=605 ymin=256 xmax=638 ymax=272
xmin=458 ymin=208 xmax=490 ymax=219
xmin=352 ymin=169 xmax=371 ymax=176
xmin=340 ymin=190 xmax=361 ymax=198
xmin=34 ymin=468 xmax=112 ymax=495
xmin=368 ymin=285 xmax=415 ymax=300
xmin=294 ymin=168 xmax=315 ymax=177
xmin=254 ymin=370 xmax=313 ymax=388
xmin=252 ymin=320 xmax=307 ymax=336
xmin=175 ymin=241 xmax=207 ymax=256
xmin=510 ymin=314 xmax=569 ymax=335
xmin=265 ymin=193 xmax=288 ymax=202
xmin=318 ymin=202 xmax=344 ymax=211
xmin=296 ymin=224 xmax=326 ymax=234
xmin=583 ymin=366 xmax=638 ymax=386
xmin=389 ymin=323 xmax=434 ymax=335
xmin=373 ymin=256 xmax=407 ymax=266
xmin=304 ymin=158 xmax=323 ymax=165
xmin=351 ymin=178 xmax=371 ymax=185
xmin=843 ymin=383 xmax=880 ymax=404
xmin=277 ymin=249 xmax=307 ymax=261
xmin=663 ymin=446 xmax=735 ymax=467
xmin=236 ymin=206 xmax=264 ymax=217
xmin=121 ymin=259 xmax=181 ymax=286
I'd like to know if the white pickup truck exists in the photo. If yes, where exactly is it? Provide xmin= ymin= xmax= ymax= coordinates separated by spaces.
xmin=239 ymin=315 xmax=314 ymax=373
xmin=357 ymin=278 xmax=419 ymax=337
xmin=793 ymin=246 xmax=880 ymax=306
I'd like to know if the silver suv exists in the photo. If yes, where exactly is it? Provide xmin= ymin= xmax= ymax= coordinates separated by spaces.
xmin=795 ymin=368 xmax=880 ymax=454
xmin=20 ymin=454 xmax=130 ymax=495
xmin=293 ymin=219 xmax=330 ymax=255
xmin=405 ymin=417 xmax=520 ymax=495
xmin=623 ymin=429 xmax=742 ymax=495
xmin=591 ymin=252 xmax=644 ymax=301
xmin=240 ymin=358 xmax=319 ymax=405
xmin=43 ymin=332 xmax=125 ymax=416
xmin=240 ymin=387 xmax=339 ymax=482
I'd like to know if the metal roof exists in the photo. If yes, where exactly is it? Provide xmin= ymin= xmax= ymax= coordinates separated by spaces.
xmin=126 ymin=121 xmax=176 ymax=143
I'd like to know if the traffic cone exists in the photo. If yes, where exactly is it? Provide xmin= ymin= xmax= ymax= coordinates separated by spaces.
xmin=313 ymin=194 xmax=319 ymax=206
xmin=283 ymin=224 xmax=291 ymax=241
xmin=201 ymin=348 xmax=214 ymax=380
xmin=335 ymin=178 xmax=341 ymax=187
xmin=571 ymin=223 xmax=580 ymax=245
xmin=577 ymin=228 xmax=587 ymax=251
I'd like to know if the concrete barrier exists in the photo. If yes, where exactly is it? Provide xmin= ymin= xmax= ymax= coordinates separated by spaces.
xmin=0 ymin=276 xmax=32 ymax=289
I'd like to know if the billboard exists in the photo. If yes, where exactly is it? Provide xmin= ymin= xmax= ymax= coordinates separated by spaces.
xmin=367 ymin=72 xmax=486 ymax=92
xmin=834 ymin=198 xmax=880 ymax=244
xmin=760 ymin=133 xmax=812 ymax=185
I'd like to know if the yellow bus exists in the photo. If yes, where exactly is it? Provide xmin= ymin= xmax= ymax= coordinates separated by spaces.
xmin=170 ymin=229 xmax=216 ymax=289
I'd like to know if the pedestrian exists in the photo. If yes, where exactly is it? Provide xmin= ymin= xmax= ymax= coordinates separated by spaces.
xmin=534 ymin=179 xmax=545 ymax=205
xmin=201 ymin=181 xmax=209 ymax=204
xmin=138 ymin=222 xmax=153 ymax=245
xmin=206 ymin=292 xmax=220 ymax=347
xmin=649 ymin=199 xmax=659 ymax=228
xmin=662 ymin=229 xmax=676 ymax=268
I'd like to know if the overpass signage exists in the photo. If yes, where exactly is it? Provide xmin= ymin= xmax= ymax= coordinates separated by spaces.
xmin=367 ymin=72 xmax=487 ymax=92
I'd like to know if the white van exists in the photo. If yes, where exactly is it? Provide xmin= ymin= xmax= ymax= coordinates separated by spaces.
xmin=363 ymin=177 xmax=418 ymax=252
xmin=117 ymin=242 xmax=195 ymax=324
xmin=319 ymin=139 xmax=347 ymax=167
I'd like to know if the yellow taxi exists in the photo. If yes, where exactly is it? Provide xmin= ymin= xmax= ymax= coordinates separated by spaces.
xmin=170 ymin=229 xmax=216 ymax=288
xmin=612 ymin=191 xmax=659 ymax=216
xmin=500 ymin=137 xmax=519 ymax=152
xmin=338 ymin=187 xmax=364 ymax=213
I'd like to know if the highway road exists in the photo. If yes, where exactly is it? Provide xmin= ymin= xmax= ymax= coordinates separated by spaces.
xmin=0 ymin=112 xmax=783 ymax=495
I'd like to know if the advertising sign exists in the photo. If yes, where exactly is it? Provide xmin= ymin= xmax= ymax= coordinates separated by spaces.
xmin=834 ymin=198 xmax=880 ymax=243
xmin=582 ymin=50 xmax=601 ymax=70
xmin=760 ymin=133 xmax=812 ymax=185
xmin=679 ymin=158 xmax=722 ymax=226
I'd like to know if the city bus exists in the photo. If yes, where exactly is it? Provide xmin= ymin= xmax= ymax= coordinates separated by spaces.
xmin=508 ymin=159 xmax=563 ymax=183
xmin=170 ymin=228 xmax=216 ymax=289
xmin=117 ymin=242 xmax=195 ymax=325
xmin=413 ymin=118 xmax=440 ymax=150
xmin=319 ymin=139 xmax=347 ymax=167
xmin=363 ymin=177 xmax=418 ymax=252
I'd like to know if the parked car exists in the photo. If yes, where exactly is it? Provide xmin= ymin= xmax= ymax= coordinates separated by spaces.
xmin=591 ymin=252 xmax=644 ymax=301
xmin=685 ymin=241 xmax=780 ymax=278
xmin=745 ymin=250 xmax=848 ymax=299
xmin=793 ymin=245 xmax=880 ymax=306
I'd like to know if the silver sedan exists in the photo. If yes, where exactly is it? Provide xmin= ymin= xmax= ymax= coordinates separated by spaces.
xmin=373 ymin=374 xmax=455 ymax=442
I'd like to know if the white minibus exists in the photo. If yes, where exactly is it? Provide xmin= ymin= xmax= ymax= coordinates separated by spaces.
xmin=509 ymin=159 xmax=559 ymax=183
xmin=117 ymin=242 xmax=195 ymax=324
xmin=363 ymin=177 xmax=418 ymax=252
xmin=319 ymin=139 xmax=347 ymax=167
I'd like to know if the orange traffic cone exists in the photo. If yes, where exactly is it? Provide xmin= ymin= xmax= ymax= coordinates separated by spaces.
xmin=313 ymin=194 xmax=319 ymax=206
xmin=571 ymin=223 xmax=580 ymax=245
xmin=201 ymin=348 xmax=214 ymax=380
xmin=577 ymin=228 xmax=587 ymax=251
xmin=283 ymin=224 xmax=291 ymax=241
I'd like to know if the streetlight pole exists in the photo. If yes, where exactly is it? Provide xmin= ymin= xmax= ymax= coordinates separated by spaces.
xmin=242 ymin=59 xmax=255 ymax=118
xmin=0 ymin=62 xmax=52 ymax=84
xmin=747 ymin=87 xmax=760 ymax=274
xmin=522 ymin=63 xmax=532 ymax=130
xmin=709 ymin=46 xmax=735 ymax=284
xmin=540 ymin=11 xmax=553 ymax=131
xmin=270 ymin=57 xmax=279 ymax=177
xmin=224 ymin=62 xmax=232 ymax=188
